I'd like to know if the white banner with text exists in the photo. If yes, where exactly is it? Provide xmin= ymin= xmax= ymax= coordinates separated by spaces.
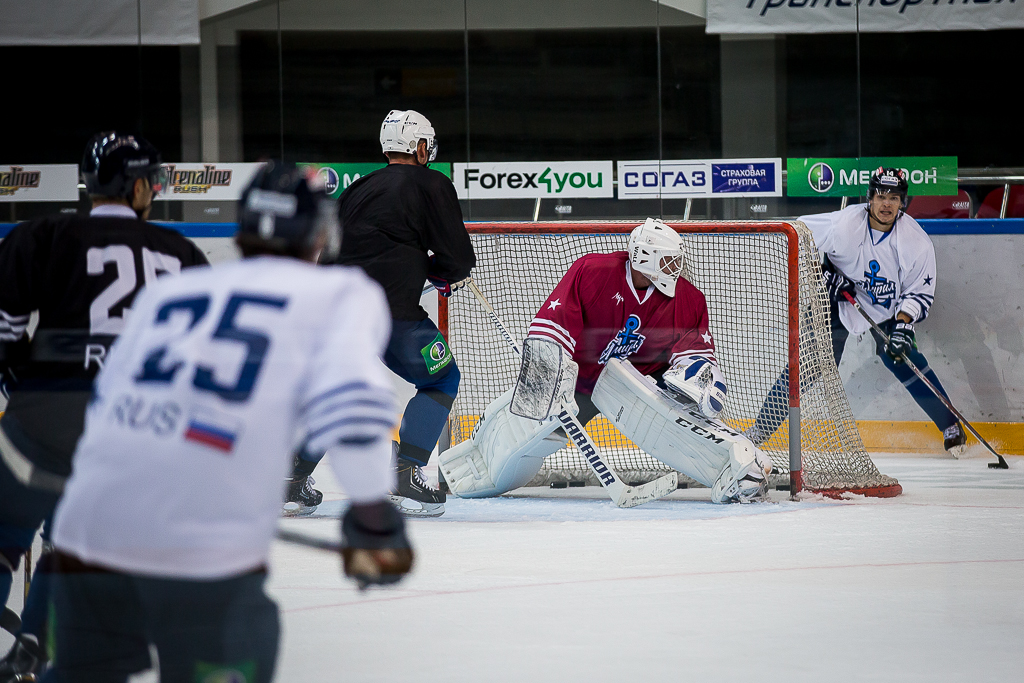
xmin=0 ymin=164 xmax=79 ymax=202
xmin=707 ymin=0 xmax=1024 ymax=34
xmin=617 ymin=159 xmax=783 ymax=199
xmin=156 ymin=163 xmax=265 ymax=201
xmin=454 ymin=162 xmax=613 ymax=200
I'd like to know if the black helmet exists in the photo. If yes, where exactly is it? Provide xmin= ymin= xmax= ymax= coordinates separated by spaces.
xmin=868 ymin=167 xmax=909 ymax=206
xmin=236 ymin=161 xmax=340 ymax=260
xmin=81 ymin=132 xmax=165 ymax=199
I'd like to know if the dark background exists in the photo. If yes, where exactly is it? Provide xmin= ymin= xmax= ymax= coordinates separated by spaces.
xmin=1 ymin=28 xmax=1020 ymax=169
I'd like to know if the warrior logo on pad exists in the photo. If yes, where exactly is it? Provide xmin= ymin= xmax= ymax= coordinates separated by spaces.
xmin=599 ymin=314 xmax=646 ymax=365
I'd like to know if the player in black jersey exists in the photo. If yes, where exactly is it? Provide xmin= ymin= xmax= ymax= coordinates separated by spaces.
xmin=326 ymin=110 xmax=475 ymax=518
xmin=0 ymin=132 xmax=208 ymax=680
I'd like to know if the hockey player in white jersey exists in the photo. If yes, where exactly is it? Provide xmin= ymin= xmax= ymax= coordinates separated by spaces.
xmin=439 ymin=218 xmax=772 ymax=504
xmin=42 ymin=163 xmax=413 ymax=683
xmin=746 ymin=167 xmax=965 ymax=454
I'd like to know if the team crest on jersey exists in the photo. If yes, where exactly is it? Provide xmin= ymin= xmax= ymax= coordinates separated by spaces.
xmin=861 ymin=260 xmax=896 ymax=309
xmin=599 ymin=314 xmax=646 ymax=365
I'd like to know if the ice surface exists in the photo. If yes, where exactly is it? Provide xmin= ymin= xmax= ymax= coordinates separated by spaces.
xmin=5 ymin=454 xmax=1023 ymax=682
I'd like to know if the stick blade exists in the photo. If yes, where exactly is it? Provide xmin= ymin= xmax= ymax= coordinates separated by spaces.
xmin=614 ymin=472 xmax=678 ymax=508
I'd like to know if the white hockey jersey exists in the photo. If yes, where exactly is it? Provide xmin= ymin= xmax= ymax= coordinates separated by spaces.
xmin=800 ymin=203 xmax=937 ymax=335
xmin=51 ymin=256 xmax=397 ymax=580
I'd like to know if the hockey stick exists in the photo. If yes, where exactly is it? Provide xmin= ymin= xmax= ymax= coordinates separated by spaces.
xmin=464 ymin=280 xmax=678 ymax=507
xmin=276 ymin=528 xmax=341 ymax=552
xmin=841 ymin=291 xmax=1009 ymax=469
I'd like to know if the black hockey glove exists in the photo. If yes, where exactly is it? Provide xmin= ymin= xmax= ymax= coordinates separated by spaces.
xmin=340 ymin=500 xmax=414 ymax=589
xmin=821 ymin=256 xmax=856 ymax=303
xmin=886 ymin=321 xmax=916 ymax=363
xmin=426 ymin=256 xmax=471 ymax=297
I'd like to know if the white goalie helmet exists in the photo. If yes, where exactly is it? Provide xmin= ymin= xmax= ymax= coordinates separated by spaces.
xmin=380 ymin=109 xmax=438 ymax=162
xmin=627 ymin=217 xmax=686 ymax=297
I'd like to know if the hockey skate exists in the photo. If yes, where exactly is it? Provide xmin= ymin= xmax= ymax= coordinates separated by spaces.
xmin=282 ymin=475 xmax=323 ymax=517
xmin=944 ymin=423 xmax=967 ymax=459
xmin=0 ymin=634 xmax=47 ymax=683
xmin=390 ymin=459 xmax=445 ymax=518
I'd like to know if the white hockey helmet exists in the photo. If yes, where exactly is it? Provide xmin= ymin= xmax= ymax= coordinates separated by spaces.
xmin=380 ymin=109 xmax=437 ymax=162
xmin=627 ymin=217 xmax=685 ymax=297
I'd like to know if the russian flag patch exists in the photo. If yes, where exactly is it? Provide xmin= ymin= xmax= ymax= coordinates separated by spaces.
xmin=184 ymin=408 xmax=243 ymax=454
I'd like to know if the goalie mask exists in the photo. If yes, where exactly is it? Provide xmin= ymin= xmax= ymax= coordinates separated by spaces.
xmin=627 ymin=217 xmax=686 ymax=297
xmin=380 ymin=109 xmax=438 ymax=163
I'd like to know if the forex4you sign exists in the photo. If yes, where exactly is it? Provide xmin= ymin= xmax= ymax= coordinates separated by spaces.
xmin=454 ymin=162 xmax=613 ymax=200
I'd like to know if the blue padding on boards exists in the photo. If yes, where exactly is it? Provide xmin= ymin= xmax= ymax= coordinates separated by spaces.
xmin=917 ymin=219 xmax=1024 ymax=235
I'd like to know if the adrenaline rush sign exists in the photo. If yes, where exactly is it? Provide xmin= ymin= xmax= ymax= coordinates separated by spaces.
xmin=156 ymin=163 xmax=264 ymax=201
xmin=0 ymin=164 xmax=78 ymax=202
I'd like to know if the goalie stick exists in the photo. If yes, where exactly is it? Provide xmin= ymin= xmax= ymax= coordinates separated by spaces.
xmin=464 ymin=280 xmax=678 ymax=507
xmin=841 ymin=291 xmax=1009 ymax=470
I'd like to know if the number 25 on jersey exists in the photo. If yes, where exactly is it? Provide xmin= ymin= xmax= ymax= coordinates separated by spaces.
xmin=134 ymin=292 xmax=289 ymax=403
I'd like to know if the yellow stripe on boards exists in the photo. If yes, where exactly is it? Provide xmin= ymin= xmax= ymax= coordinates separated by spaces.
xmin=448 ymin=413 xmax=1023 ymax=455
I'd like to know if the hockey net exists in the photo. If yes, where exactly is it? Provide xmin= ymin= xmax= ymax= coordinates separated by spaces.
xmin=440 ymin=221 xmax=901 ymax=498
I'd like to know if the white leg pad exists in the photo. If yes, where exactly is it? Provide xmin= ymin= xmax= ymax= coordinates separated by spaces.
xmin=592 ymin=358 xmax=769 ymax=502
xmin=439 ymin=389 xmax=566 ymax=498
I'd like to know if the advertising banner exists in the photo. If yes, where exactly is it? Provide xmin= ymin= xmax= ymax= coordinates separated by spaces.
xmin=156 ymin=163 xmax=265 ymax=201
xmin=0 ymin=164 xmax=78 ymax=202
xmin=453 ymin=162 xmax=613 ymax=200
xmin=786 ymin=157 xmax=957 ymax=197
xmin=706 ymin=0 xmax=1024 ymax=35
xmin=617 ymin=159 xmax=782 ymax=199
xmin=301 ymin=163 xmax=452 ymax=199
xmin=0 ymin=0 xmax=199 ymax=46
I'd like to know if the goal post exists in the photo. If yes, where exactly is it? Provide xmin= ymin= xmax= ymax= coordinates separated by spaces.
xmin=438 ymin=220 xmax=902 ymax=499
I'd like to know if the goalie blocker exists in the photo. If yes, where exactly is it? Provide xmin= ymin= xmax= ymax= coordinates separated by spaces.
xmin=591 ymin=358 xmax=771 ymax=503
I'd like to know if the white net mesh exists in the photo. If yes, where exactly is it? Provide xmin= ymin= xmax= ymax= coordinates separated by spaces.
xmin=444 ymin=221 xmax=900 ymax=496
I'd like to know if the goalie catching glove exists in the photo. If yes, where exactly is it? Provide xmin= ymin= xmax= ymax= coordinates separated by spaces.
xmin=340 ymin=500 xmax=414 ymax=589
xmin=427 ymin=255 xmax=471 ymax=297
xmin=663 ymin=356 xmax=727 ymax=418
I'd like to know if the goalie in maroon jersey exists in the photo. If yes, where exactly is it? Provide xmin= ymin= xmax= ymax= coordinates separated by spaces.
xmin=439 ymin=218 xmax=772 ymax=504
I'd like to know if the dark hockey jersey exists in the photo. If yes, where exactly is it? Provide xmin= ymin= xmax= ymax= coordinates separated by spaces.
xmin=335 ymin=163 xmax=475 ymax=321
xmin=0 ymin=211 xmax=209 ymax=476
